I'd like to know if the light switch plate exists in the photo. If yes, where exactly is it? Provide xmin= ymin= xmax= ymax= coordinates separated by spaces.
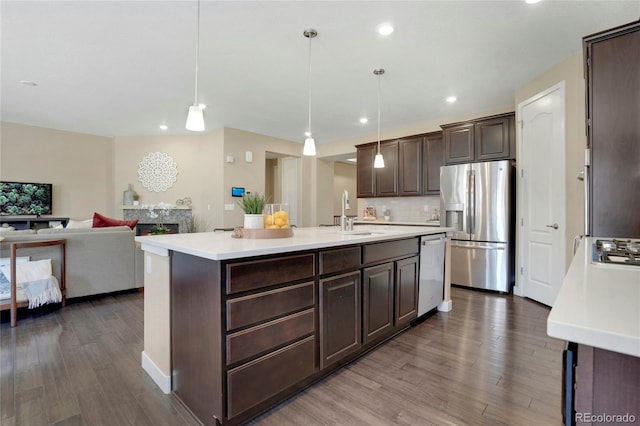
xmin=224 ymin=204 xmax=235 ymax=211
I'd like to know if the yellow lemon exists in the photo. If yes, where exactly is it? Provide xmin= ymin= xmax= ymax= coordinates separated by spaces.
xmin=264 ymin=214 xmax=273 ymax=225
xmin=267 ymin=224 xmax=279 ymax=229
xmin=275 ymin=217 xmax=286 ymax=227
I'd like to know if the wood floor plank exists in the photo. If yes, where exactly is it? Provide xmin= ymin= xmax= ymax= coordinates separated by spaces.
xmin=1 ymin=288 xmax=563 ymax=426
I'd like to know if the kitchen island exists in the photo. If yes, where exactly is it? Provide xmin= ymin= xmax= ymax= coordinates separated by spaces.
xmin=547 ymin=237 xmax=640 ymax=424
xmin=137 ymin=225 xmax=452 ymax=425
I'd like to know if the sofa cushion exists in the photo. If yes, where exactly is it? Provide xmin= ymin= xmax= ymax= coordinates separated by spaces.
xmin=92 ymin=212 xmax=138 ymax=230
xmin=0 ymin=228 xmax=36 ymax=235
xmin=38 ymin=225 xmax=132 ymax=235
xmin=66 ymin=219 xmax=93 ymax=229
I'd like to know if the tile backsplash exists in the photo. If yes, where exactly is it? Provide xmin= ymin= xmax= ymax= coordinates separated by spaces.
xmin=356 ymin=195 xmax=441 ymax=223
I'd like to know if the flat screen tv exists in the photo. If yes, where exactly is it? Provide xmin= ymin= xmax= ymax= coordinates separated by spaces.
xmin=0 ymin=182 xmax=53 ymax=216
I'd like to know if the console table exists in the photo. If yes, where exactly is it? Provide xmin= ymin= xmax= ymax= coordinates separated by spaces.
xmin=0 ymin=216 xmax=69 ymax=230
xmin=0 ymin=239 xmax=66 ymax=327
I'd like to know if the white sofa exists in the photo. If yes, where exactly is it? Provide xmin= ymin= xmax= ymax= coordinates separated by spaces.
xmin=0 ymin=226 xmax=140 ymax=299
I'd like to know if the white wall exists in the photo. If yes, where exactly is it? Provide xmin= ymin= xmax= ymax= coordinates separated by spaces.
xmin=0 ymin=122 xmax=114 ymax=220
xmin=113 ymin=130 xmax=223 ymax=231
xmin=515 ymin=51 xmax=586 ymax=266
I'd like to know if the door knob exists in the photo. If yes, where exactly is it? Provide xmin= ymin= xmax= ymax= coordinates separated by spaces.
xmin=546 ymin=223 xmax=559 ymax=230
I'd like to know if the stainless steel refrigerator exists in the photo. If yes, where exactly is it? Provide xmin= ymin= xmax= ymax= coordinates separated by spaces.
xmin=440 ymin=160 xmax=514 ymax=292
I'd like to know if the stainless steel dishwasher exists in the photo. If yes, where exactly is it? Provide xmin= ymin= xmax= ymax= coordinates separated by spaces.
xmin=417 ymin=234 xmax=446 ymax=318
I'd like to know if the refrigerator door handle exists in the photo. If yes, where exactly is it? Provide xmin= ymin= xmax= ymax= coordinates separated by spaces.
xmin=467 ymin=170 xmax=475 ymax=236
xmin=451 ymin=241 xmax=506 ymax=250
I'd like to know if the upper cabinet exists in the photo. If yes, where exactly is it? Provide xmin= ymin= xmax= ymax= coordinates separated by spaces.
xmin=442 ymin=112 xmax=515 ymax=165
xmin=357 ymin=132 xmax=444 ymax=198
xmin=398 ymin=137 xmax=423 ymax=196
xmin=356 ymin=144 xmax=376 ymax=198
xmin=376 ymin=141 xmax=399 ymax=197
xmin=355 ymin=113 xmax=513 ymax=198
xmin=423 ymin=132 xmax=444 ymax=195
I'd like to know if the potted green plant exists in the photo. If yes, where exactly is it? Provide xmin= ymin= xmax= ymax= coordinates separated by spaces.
xmin=237 ymin=192 xmax=268 ymax=229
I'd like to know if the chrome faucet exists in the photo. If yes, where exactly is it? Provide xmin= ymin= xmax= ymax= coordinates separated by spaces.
xmin=340 ymin=190 xmax=351 ymax=231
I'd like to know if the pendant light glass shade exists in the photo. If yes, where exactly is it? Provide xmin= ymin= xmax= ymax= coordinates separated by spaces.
xmin=373 ymin=68 xmax=385 ymax=169
xmin=186 ymin=105 xmax=205 ymax=131
xmin=303 ymin=29 xmax=317 ymax=156
xmin=303 ymin=136 xmax=317 ymax=156
xmin=374 ymin=152 xmax=385 ymax=168
xmin=186 ymin=0 xmax=204 ymax=131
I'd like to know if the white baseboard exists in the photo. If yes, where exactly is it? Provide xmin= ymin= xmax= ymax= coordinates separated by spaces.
xmin=438 ymin=299 xmax=453 ymax=312
xmin=141 ymin=351 xmax=171 ymax=394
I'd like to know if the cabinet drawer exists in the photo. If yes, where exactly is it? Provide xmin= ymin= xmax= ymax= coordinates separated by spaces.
xmin=226 ymin=308 xmax=315 ymax=365
xmin=226 ymin=253 xmax=315 ymax=294
xmin=226 ymin=281 xmax=315 ymax=330
xmin=319 ymin=246 xmax=361 ymax=275
xmin=363 ymin=238 xmax=419 ymax=265
xmin=227 ymin=336 xmax=316 ymax=418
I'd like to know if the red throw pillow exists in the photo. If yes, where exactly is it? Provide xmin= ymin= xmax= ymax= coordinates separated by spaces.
xmin=92 ymin=212 xmax=138 ymax=230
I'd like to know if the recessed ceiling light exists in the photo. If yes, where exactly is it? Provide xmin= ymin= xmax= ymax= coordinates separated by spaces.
xmin=377 ymin=23 xmax=394 ymax=36
xmin=346 ymin=158 xmax=357 ymax=163
xmin=19 ymin=80 xmax=38 ymax=87
xmin=360 ymin=117 xmax=369 ymax=124
xmin=446 ymin=96 xmax=457 ymax=103
xmin=525 ymin=0 xmax=541 ymax=4
xmin=159 ymin=124 xmax=168 ymax=131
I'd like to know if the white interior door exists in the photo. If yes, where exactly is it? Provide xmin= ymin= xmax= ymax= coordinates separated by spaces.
xmin=518 ymin=82 xmax=566 ymax=307
xmin=281 ymin=157 xmax=298 ymax=227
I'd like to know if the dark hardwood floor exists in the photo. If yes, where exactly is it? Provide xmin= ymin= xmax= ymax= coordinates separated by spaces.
xmin=1 ymin=288 xmax=563 ymax=426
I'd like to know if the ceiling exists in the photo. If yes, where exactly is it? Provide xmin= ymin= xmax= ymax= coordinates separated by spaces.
xmin=1 ymin=1 xmax=638 ymax=146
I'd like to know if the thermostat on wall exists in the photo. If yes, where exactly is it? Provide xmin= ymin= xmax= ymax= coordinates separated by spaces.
xmin=231 ymin=187 xmax=245 ymax=197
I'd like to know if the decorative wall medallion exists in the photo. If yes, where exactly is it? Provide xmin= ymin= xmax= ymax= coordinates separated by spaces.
xmin=138 ymin=152 xmax=178 ymax=192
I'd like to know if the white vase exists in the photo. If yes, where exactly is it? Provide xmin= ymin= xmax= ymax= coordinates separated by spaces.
xmin=243 ymin=214 xmax=264 ymax=229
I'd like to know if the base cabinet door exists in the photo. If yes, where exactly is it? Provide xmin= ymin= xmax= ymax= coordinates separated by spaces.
xmin=319 ymin=271 xmax=361 ymax=369
xmin=395 ymin=256 xmax=419 ymax=326
xmin=363 ymin=263 xmax=394 ymax=344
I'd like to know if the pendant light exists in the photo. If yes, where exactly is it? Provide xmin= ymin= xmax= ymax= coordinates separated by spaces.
xmin=186 ymin=0 xmax=205 ymax=131
xmin=373 ymin=68 xmax=385 ymax=168
xmin=302 ymin=29 xmax=317 ymax=156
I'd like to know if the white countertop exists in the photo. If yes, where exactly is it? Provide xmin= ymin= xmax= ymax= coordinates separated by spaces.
xmin=547 ymin=237 xmax=640 ymax=357
xmin=136 ymin=225 xmax=452 ymax=261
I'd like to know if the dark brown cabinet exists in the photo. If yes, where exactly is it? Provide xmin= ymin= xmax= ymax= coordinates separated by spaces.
xmin=375 ymin=141 xmax=399 ymax=196
xmin=475 ymin=115 xmax=513 ymax=161
xmin=356 ymin=133 xmax=445 ymax=198
xmin=362 ymin=238 xmax=419 ymax=340
xmin=442 ymin=113 xmax=515 ymax=164
xmin=398 ymin=137 xmax=423 ymax=196
xmin=585 ymin=21 xmax=640 ymax=238
xmin=171 ymin=236 xmax=423 ymax=425
xmin=423 ymin=131 xmax=444 ymax=195
xmin=395 ymin=256 xmax=419 ymax=326
xmin=319 ymin=271 xmax=362 ymax=369
xmin=362 ymin=262 xmax=394 ymax=344
xmin=356 ymin=144 xmax=376 ymax=198
xmin=443 ymin=123 xmax=474 ymax=164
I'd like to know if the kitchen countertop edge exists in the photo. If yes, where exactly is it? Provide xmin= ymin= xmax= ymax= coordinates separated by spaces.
xmin=136 ymin=225 xmax=453 ymax=261
xmin=547 ymin=237 xmax=640 ymax=357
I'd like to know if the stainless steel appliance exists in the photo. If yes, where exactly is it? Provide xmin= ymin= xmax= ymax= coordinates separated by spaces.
xmin=591 ymin=238 xmax=640 ymax=267
xmin=440 ymin=160 xmax=514 ymax=292
xmin=417 ymin=234 xmax=445 ymax=317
